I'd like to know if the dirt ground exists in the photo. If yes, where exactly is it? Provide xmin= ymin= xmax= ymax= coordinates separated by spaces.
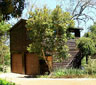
xmin=0 ymin=73 xmax=96 ymax=85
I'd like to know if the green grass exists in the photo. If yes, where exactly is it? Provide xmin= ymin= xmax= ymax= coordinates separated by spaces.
xmin=0 ymin=79 xmax=15 ymax=85
xmin=50 ymin=68 xmax=87 ymax=78
xmin=35 ymin=68 xmax=87 ymax=78
xmin=36 ymin=67 xmax=96 ymax=78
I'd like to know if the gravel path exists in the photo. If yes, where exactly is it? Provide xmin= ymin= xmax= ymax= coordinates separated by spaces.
xmin=0 ymin=73 xmax=96 ymax=85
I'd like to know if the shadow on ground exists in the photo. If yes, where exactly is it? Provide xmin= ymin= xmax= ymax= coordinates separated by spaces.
xmin=18 ymin=75 xmax=38 ymax=78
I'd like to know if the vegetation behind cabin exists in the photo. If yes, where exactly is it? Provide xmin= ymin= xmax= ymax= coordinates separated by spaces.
xmin=0 ymin=20 xmax=10 ymax=72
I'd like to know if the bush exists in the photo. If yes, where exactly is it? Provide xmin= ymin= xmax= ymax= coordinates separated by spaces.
xmin=77 ymin=37 xmax=96 ymax=56
xmin=0 ymin=79 xmax=15 ymax=85
xmin=84 ymin=57 xmax=96 ymax=75
xmin=76 ymin=37 xmax=96 ymax=64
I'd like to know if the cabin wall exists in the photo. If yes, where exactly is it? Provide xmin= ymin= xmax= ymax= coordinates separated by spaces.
xmin=11 ymin=52 xmax=40 ymax=75
xmin=10 ymin=20 xmax=40 ymax=75
xmin=53 ymin=39 xmax=80 ymax=69
xmin=25 ymin=53 xmax=40 ymax=75
xmin=10 ymin=19 xmax=82 ymax=75
xmin=10 ymin=21 xmax=27 ymax=53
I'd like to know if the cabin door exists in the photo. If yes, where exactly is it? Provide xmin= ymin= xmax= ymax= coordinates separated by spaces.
xmin=11 ymin=53 xmax=24 ymax=74
xmin=25 ymin=53 xmax=40 ymax=75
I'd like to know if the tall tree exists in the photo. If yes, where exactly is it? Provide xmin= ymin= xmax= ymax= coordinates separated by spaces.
xmin=77 ymin=22 xmax=96 ymax=64
xmin=26 ymin=6 xmax=74 ymax=71
xmin=77 ymin=37 xmax=96 ymax=64
xmin=59 ymin=0 xmax=96 ymax=26
xmin=0 ymin=19 xmax=10 ymax=72
xmin=0 ymin=36 xmax=10 ymax=72
xmin=0 ymin=20 xmax=10 ymax=36
xmin=0 ymin=0 xmax=25 ymax=20
xmin=84 ymin=22 xmax=96 ymax=45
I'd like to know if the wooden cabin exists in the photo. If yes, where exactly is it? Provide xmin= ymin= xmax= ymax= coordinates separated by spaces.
xmin=10 ymin=19 xmax=83 ymax=75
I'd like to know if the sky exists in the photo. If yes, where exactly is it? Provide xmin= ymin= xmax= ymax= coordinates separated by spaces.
xmin=22 ymin=0 xmax=63 ymax=19
xmin=9 ymin=0 xmax=96 ymax=36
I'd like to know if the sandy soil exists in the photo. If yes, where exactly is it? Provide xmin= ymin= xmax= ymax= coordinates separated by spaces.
xmin=0 ymin=73 xmax=96 ymax=85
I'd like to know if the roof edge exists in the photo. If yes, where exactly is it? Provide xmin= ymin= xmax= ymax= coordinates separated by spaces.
xmin=9 ymin=19 xmax=27 ymax=32
xmin=69 ymin=27 xmax=83 ymax=30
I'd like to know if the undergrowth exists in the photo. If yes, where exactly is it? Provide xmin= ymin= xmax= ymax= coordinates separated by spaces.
xmin=0 ymin=79 xmax=15 ymax=85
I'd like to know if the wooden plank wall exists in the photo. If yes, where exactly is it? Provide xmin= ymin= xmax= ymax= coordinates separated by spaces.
xmin=25 ymin=53 xmax=40 ymax=75
xmin=53 ymin=39 xmax=79 ymax=69
xmin=11 ymin=53 xmax=24 ymax=74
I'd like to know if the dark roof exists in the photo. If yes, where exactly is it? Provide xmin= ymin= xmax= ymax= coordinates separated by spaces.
xmin=68 ymin=27 xmax=83 ymax=33
xmin=69 ymin=27 xmax=83 ymax=30
xmin=9 ymin=19 xmax=27 ymax=32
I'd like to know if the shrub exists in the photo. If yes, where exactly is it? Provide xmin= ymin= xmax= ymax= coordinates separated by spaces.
xmin=77 ymin=37 xmax=96 ymax=57
xmin=84 ymin=57 xmax=96 ymax=75
xmin=77 ymin=37 xmax=96 ymax=64
xmin=0 ymin=79 xmax=15 ymax=85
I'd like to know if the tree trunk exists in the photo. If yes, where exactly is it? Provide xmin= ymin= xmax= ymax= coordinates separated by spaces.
xmin=2 ymin=55 xmax=5 ymax=73
xmin=41 ymin=49 xmax=51 ymax=73
xmin=86 ymin=56 xmax=88 ymax=64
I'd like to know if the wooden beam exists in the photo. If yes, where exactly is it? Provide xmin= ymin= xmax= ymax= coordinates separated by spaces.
xmin=11 ymin=53 xmax=12 ymax=72
xmin=22 ymin=52 xmax=26 ymax=74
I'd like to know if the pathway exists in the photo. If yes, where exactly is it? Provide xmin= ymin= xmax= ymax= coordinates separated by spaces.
xmin=0 ymin=73 xmax=96 ymax=85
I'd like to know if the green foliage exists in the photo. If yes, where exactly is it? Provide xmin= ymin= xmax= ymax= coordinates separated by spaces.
xmin=77 ymin=37 xmax=96 ymax=64
xmin=81 ymin=57 xmax=86 ymax=66
xmin=0 ymin=0 xmax=25 ymax=20
xmin=51 ymin=68 xmax=86 ymax=78
xmin=37 ymin=67 xmax=96 ymax=78
xmin=89 ymin=22 xmax=96 ymax=33
xmin=84 ymin=22 xmax=96 ymax=45
xmin=0 ymin=20 xmax=10 ymax=36
xmin=0 ymin=79 xmax=15 ymax=85
xmin=77 ymin=37 xmax=96 ymax=57
xmin=36 ymin=75 xmax=49 ymax=78
xmin=0 ymin=36 xmax=10 ymax=72
xmin=78 ymin=22 xmax=96 ymax=72
xmin=81 ymin=56 xmax=96 ymax=75
xmin=51 ymin=67 xmax=96 ymax=78
xmin=0 ymin=20 xmax=10 ymax=72
xmin=26 ymin=6 xmax=75 ymax=59
xmin=84 ymin=57 xmax=96 ymax=75
xmin=67 ymin=33 xmax=75 ymax=39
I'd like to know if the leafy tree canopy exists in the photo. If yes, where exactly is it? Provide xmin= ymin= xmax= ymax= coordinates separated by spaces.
xmin=58 ymin=0 xmax=96 ymax=27
xmin=0 ymin=0 xmax=25 ymax=20
xmin=26 ymin=6 xmax=75 ymax=60
xmin=77 ymin=37 xmax=96 ymax=64
xmin=0 ymin=19 xmax=10 ymax=72
xmin=0 ymin=20 xmax=10 ymax=36
xmin=0 ymin=36 xmax=10 ymax=72
xmin=84 ymin=22 xmax=96 ymax=45
xmin=77 ymin=22 xmax=96 ymax=64
xmin=77 ymin=37 xmax=96 ymax=57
